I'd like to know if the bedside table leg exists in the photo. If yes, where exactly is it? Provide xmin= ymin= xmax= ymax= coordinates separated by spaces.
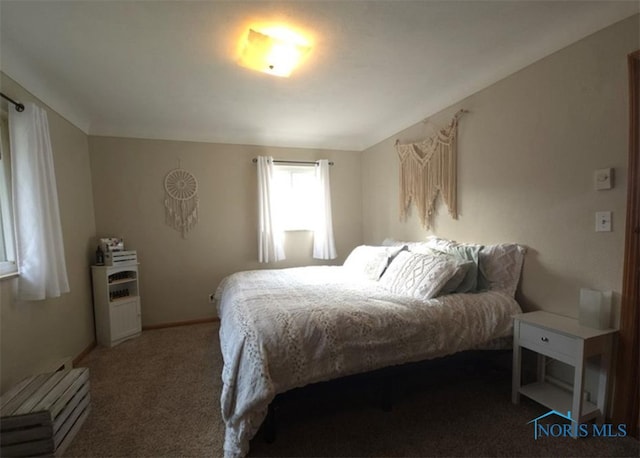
xmin=595 ymin=335 xmax=613 ymax=425
xmin=571 ymin=345 xmax=585 ymax=439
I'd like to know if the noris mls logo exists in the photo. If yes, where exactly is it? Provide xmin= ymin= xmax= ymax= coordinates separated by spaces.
xmin=528 ymin=410 xmax=627 ymax=439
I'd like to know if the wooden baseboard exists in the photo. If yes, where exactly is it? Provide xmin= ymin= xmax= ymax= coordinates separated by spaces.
xmin=73 ymin=341 xmax=97 ymax=366
xmin=141 ymin=317 xmax=219 ymax=331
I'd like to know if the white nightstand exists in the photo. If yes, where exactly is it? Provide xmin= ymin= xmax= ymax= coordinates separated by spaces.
xmin=512 ymin=311 xmax=616 ymax=436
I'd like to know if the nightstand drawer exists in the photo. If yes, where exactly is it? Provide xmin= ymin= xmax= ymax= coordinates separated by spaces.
xmin=519 ymin=321 xmax=578 ymax=361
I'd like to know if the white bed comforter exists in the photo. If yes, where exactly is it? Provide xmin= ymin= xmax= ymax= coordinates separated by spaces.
xmin=215 ymin=266 xmax=521 ymax=457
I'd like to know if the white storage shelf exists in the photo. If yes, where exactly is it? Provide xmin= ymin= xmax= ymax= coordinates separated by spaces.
xmin=91 ymin=264 xmax=142 ymax=347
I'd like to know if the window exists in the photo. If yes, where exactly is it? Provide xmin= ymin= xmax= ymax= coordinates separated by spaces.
xmin=0 ymin=115 xmax=17 ymax=277
xmin=272 ymin=165 xmax=317 ymax=231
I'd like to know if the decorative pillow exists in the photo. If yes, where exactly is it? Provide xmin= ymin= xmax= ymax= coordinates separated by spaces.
xmin=428 ymin=236 xmax=527 ymax=296
xmin=478 ymin=244 xmax=527 ymax=297
xmin=425 ymin=236 xmax=457 ymax=251
xmin=439 ymin=260 xmax=474 ymax=295
xmin=403 ymin=243 xmax=438 ymax=255
xmin=379 ymin=251 xmax=462 ymax=300
xmin=343 ymin=245 xmax=406 ymax=281
xmin=383 ymin=238 xmax=438 ymax=256
xmin=427 ymin=244 xmax=482 ymax=293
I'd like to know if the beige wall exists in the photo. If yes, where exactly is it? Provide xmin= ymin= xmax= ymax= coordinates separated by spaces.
xmin=88 ymin=137 xmax=362 ymax=325
xmin=2 ymin=13 xmax=635 ymax=393
xmin=362 ymin=15 xmax=639 ymax=324
xmin=0 ymin=73 xmax=97 ymax=393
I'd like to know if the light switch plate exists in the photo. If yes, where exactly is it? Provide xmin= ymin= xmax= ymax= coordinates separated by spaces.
xmin=595 ymin=168 xmax=613 ymax=190
xmin=595 ymin=211 xmax=612 ymax=232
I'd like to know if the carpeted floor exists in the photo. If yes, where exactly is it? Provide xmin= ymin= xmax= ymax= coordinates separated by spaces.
xmin=64 ymin=323 xmax=224 ymax=457
xmin=64 ymin=322 xmax=639 ymax=457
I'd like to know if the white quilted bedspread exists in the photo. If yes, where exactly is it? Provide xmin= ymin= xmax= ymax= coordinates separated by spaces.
xmin=215 ymin=266 xmax=521 ymax=457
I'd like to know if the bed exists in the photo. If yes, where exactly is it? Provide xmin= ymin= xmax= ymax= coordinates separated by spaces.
xmin=215 ymin=237 xmax=526 ymax=457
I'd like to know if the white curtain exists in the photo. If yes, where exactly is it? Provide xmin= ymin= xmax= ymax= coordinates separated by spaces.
xmin=313 ymin=159 xmax=337 ymax=260
xmin=10 ymin=102 xmax=69 ymax=300
xmin=257 ymin=156 xmax=285 ymax=263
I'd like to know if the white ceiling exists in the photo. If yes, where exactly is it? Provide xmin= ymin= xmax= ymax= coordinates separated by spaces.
xmin=1 ymin=1 xmax=638 ymax=151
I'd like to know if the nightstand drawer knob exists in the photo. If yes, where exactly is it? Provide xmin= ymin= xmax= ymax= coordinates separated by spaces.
xmin=540 ymin=337 xmax=549 ymax=343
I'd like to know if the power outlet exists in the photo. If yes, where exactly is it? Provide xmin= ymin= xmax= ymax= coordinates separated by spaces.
xmin=208 ymin=293 xmax=215 ymax=303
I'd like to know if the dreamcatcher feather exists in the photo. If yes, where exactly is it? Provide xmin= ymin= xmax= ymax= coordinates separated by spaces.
xmin=164 ymin=167 xmax=199 ymax=238
xmin=395 ymin=110 xmax=466 ymax=229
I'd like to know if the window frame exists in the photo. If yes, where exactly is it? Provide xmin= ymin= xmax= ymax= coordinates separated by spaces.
xmin=0 ymin=112 xmax=18 ymax=278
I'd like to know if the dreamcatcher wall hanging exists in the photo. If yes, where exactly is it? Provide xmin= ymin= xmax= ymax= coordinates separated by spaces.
xmin=164 ymin=162 xmax=199 ymax=238
xmin=395 ymin=109 xmax=467 ymax=229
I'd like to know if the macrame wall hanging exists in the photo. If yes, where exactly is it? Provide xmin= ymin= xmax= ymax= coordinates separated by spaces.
xmin=164 ymin=161 xmax=199 ymax=238
xmin=395 ymin=109 xmax=467 ymax=229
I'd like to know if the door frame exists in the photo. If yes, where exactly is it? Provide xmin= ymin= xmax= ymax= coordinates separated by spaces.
xmin=612 ymin=49 xmax=639 ymax=439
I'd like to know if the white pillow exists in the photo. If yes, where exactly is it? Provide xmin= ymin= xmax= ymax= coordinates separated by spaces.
xmin=439 ymin=260 xmax=474 ymax=295
xmin=382 ymin=238 xmax=435 ymax=255
xmin=343 ymin=245 xmax=405 ymax=281
xmin=379 ymin=251 xmax=462 ymax=300
xmin=426 ymin=236 xmax=527 ymax=296
xmin=425 ymin=236 xmax=457 ymax=251
xmin=478 ymin=244 xmax=526 ymax=297
xmin=423 ymin=240 xmax=482 ymax=293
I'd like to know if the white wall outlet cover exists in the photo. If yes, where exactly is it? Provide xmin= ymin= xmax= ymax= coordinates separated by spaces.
xmin=595 ymin=211 xmax=612 ymax=232
xmin=594 ymin=168 xmax=613 ymax=190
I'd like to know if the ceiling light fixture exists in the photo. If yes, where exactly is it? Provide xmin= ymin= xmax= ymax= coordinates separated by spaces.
xmin=238 ymin=26 xmax=311 ymax=77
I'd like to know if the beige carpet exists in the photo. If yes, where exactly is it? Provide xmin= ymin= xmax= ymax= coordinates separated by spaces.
xmin=64 ymin=323 xmax=224 ymax=457
xmin=64 ymin=322 xmax=639 ymax=457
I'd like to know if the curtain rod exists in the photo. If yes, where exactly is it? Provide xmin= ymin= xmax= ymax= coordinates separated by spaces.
xmin=252 ymin=158 xmax=334 ymax=166
xmin=0 ymin=92 xmax=25 ymax=112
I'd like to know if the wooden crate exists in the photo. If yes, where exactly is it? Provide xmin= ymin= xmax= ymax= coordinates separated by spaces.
xmin=104 ymin=250 xmax=137 ymax=266
xmin=0 ymin=368 xmax=90 ymax=457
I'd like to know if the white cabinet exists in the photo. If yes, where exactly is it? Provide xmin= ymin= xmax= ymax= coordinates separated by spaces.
xmin=91 ymin=264 xmax=142 ymax=347
xmin=512 ymin=311 xmax=616 ymax=437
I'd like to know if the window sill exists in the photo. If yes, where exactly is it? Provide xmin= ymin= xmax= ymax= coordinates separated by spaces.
xmin=0 ymin=271 xmax=19 ymax=281
xmin=0 ymin=262 xmax=19 ymax=280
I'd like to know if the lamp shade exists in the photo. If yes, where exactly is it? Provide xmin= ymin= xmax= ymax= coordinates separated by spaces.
xmin=579 ymin=288 xmax=612 ymax=329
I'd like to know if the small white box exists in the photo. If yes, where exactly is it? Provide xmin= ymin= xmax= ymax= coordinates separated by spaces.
xmin=104 ymin=250 xmax=137 ymax=266
xmin=579 ymin=288 xmax=612 ymax=330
